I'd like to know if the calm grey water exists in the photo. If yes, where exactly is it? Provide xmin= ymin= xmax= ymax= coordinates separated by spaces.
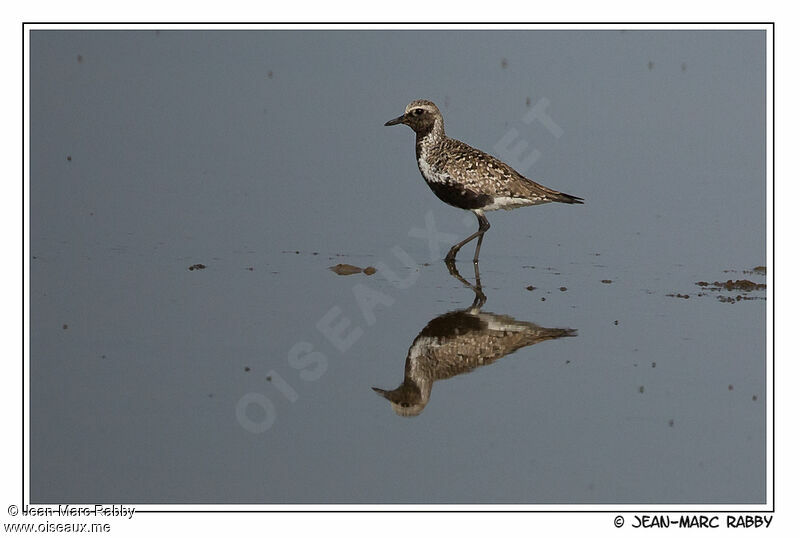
xmin=30 ymin=29 xmax=766 ymax=504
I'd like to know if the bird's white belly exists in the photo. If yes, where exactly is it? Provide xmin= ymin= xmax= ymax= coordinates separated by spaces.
xmin=481 ymin=196 xmax=549 ymax=211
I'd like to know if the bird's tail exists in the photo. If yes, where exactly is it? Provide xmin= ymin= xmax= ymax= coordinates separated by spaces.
xmin=551 ymin=191 xmax=584 ymax=204
xmin=520 ymin=177 xmax=584 ymax=205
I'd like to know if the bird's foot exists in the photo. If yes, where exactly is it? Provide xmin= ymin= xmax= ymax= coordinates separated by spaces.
xmin=474 ymin=290 xmax=487 ymax=308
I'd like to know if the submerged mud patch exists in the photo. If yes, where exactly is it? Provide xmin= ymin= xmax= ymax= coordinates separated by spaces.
xmin=329 ymin=263 xmax=377 ymax=276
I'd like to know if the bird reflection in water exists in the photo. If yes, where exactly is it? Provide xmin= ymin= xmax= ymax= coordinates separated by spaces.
xmin=372 ymin=261 xmax=577 ymax=416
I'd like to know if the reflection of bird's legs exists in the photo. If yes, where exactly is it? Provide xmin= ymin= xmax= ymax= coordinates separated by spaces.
xmin=472 ymin=257 xmax=483 ymax=289
xmin=470 ymin=260 xmax=486 ymax=309
xmin=446 ymin=257 xmax=486 ymax=309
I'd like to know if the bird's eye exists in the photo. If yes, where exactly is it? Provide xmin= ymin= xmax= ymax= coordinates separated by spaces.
xmin=413 ymin=108 xmax=424 ymax=116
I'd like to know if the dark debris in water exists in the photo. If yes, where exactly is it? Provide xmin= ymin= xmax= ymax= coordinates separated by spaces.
xmin=668 ymin=270 xmax=768 ymax=303
xmin=716 ymin=279 xmax=766 ymax=292
xmin=696 ymin=278 xmax=766 ymax=303
xmin=188 ymin=264 xmax=206 ymax=271
xmin=717 ymin=295 xmax=765 ymax=304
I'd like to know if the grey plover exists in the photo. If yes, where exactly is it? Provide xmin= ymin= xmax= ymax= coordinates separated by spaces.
xmin=372 ymin=264 xmax=576 ymax=417
xmin=385 ymin=99 xmax=583 ymax=263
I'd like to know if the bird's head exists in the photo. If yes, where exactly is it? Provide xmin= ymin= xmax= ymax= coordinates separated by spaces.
xmin=384 ymin=99 xmax=442 ymax=135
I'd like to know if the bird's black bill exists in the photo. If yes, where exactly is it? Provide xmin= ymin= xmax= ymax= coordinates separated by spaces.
xmin=384 ymin=115 xmax=405 ymax=126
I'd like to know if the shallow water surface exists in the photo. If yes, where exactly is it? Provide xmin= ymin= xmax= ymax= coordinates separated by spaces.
xmin=30 ymin=29 xmax=766 ymax=504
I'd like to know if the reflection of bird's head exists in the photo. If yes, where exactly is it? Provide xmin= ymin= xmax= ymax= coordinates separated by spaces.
xmin=372 ymin=385 xmax=427 ymax=417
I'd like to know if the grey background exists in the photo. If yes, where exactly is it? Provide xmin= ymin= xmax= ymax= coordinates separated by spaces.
xmin=30 ymin=29 xmax=766 ymax=503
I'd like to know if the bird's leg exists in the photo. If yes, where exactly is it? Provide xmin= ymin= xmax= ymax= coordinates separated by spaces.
xmin=471 ymin=213 xmax=491 ymax=263
xmin=445 ymin=230 xmax=481 ymax=264
xmin=445 ymin=255 xmax=487 ymax=309
xmin=445 ymin=212 xmax=491 ymax=264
